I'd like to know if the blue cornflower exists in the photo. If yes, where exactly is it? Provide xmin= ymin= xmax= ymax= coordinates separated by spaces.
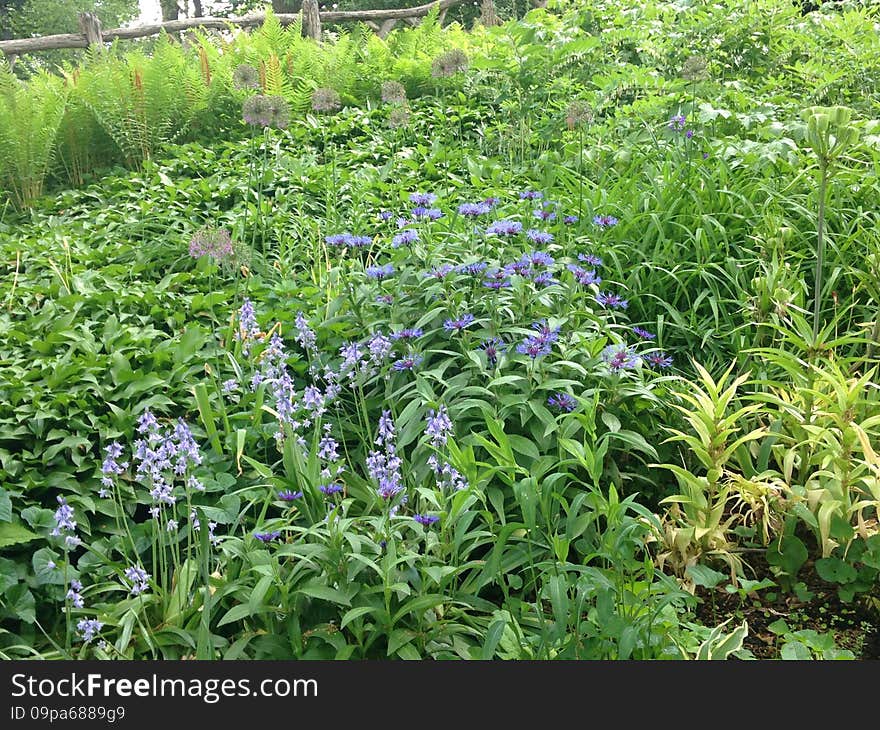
xmin=522 ymin=251 xmax=555 ymax=267
xmin=526 ymin=229 xmax=554 ymax=245
xmin=519 ymin=191 xmax=543 ymax=200
xmin=563 ymin=215 xmax=579 ymax=225
xmin=278 ymin=489 xmax=303 ymax=501
xmin=254 ymin=531 xmax=282 ymax=543
xmin=483 ymin=269 xmax=512 ymax=289
xmin=531 ymin=320 xmax=561 ymax=344
xmin=391 ymin=328 xmax=424 ymax=341
xmin=644 ymin=351 xmax=674 ymax=368
xmin=516 ymin=337 xmax=552 ymax=359
xmin=444 ymin=314 xmax=476 ymax=333
xmin=392 ymin=354 xmax=423 ymax=371
xmin=457 ymin=261 xmax=488 ymax=276
xmin=601 ymin=344 xmax=642 ymax=372
xmin=392 ymin=229 xmax=419 ymax=248
xmin=578 ymin=253 xmax=603 ymax=267
xmin=411 ymin=207 xmax=443 ymax=220
xmin=319 ymin=483 xmax=344 ymax=496
xmin=413 ymin=514 xmax=440 ymax=527
xmin=479 ymin=337 xmax=505 ymax=366
xmin=632 ymin=326 xmax=656 ymax=340
xmin=486 ymin=220 xmax=522 ymax=236
xmin=378 ymin=210 xmax=394 ymax=221
xmin=425 ymin=264 xmax=455 ymax=279
xmin=547 ymin=392 xmax=577 ymax=413
xmin=458 ymin=202 xmax=492 ymax=216
xmin=532 ymin=271 xmax=557 ymax=287
xmin=567 ymin=264 xmax=601 ymax=287
xmin=348 ymin=235 xmax=372 ymax=248
xmin=365 ymin=263 xmax=395 ymax=280
xmin=410 ymin=192 xmax=438 ymax=206
xmin=326 ymin=232 xmax=353 ymax=246
xmin=593 ymin=214 xmax=618 ymax=228
xmin=595 ymin=291 xmax=629 ymax=310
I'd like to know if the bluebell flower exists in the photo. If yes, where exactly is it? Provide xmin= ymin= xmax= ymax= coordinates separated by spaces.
xmin=67 ymin=579 xmax=84 ymax=608
xmin=124 ymin=565 xmax=151 ymax=596
xmin=76 ymin=618 xmax=103 ymax=644
xmin=669 ymin=114 xmax=687 ymax=131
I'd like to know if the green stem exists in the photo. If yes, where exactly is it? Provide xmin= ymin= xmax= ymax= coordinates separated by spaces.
xmin=812 ymin=162 xmax=828 ymax=343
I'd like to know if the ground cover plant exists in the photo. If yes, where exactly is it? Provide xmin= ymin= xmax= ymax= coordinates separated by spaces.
xmin=1 ymin=0 xmax=879 ymax=660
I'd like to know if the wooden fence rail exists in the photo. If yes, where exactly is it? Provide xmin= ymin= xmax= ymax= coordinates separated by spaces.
xmin=0 ymin=0 xmax=466 ymax=60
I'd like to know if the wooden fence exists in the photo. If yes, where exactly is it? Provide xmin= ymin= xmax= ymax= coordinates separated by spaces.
xmin=0 ymin=0 xmax=469 ymax=63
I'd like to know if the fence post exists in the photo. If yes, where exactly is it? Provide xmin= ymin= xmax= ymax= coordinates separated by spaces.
xmin=302 ymin=0 xmax=321 ymax=41
xmin=78 ymin=12 xmax=104 ymax=48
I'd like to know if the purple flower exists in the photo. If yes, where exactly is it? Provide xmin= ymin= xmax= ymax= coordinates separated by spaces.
xmin=458 ymin=202 xmax=492 ymax=216
xmin=326 ymin=232 xmax=353 ymax=247
xmin=318 ymin=434 xmax=341 ymax=462
xmin=567 ymin=264 xmax=601 ymax=287
xmin=391 ymin=328 xmax=424 ymax=341
xmin=563 ymin=215 xmax=579 ymax=225
xmin=548 ymin=392 xmax=577 ymax=413
xmin=685 ymin=129 xmax=694 ymax=139
xmin=522 ymin=251 xmax=555 ymax=268
xmin=319 ymin=483 xmax=344 ymax=496
xmin=444 ymin=313 xmax=476 ymax=333
xmin=644 ymin=351 xmax=674 ymax=368
xmin=254 ymin=531 xmax=282 ymax=543
xmin=578 ymin=253 xmax=603 ymax=267
xmin=411 ymin=207 xmax=443 ymax=220
xmin=601 ymin=344 xmax=642 ymax=372
xmin=516 ymin=338 xmax=552 ymax=359
xmin=76 ymin=618 xmax=103 ymax=643
xmin=532 ymin=271 xmax=557 ymax=287
xmin=67 ymin=579 xmax=84 ymax=608
xmin=531 ymin=320 xmax=561 ymax=345
xmin=483 ymin=268 xmax=512 ymax=289
xmin=235 ymin=298 xmax=262 ymax=356
xmin=366 ymin=263 xmax=395 ymax=280
xmin=483 ymin=197 xmax=500 ymax=207
xmin=413 ymin=514 xmax=440 ymax=527
xmin=457 ymin=261 xmax=488 ymax=276
xmin=632 ymin=326 xmax=656 ymax=340
xmin=278 ymin=489 xmax=303 ymax=501
xmin=294 ymin=311 xmax=318 ymax=354
xmin=486 ymin=220 xmax=523 ymax=237
xmin=392 ymin=229 xmax=420 ymax=247
xmin=526 ymin=229 xmax=554 ymax=245
xmin=425 ymin=264 xmax=455 ymax=279
xmin=479 ymin=337 xmax=505 ymax=366
xmin=595 ymin=291 xmax=629 ymax=310
xmin=376 ymin=294 xmax=394 ymax=305
xmin=593 ymin=214 xmax=619 ymax=228
xmin=378 ymin=210 xmax=394 ymax=221
xmin=51 ymin=496 xmax=78 ymax=543
xmin=669 ymin=114 xmax=687 ymax=131
xmin=101 ymin=441 xmax=127 ymax=488
xmin=124 ymin=565 xmax=151 ymax=596
xmin=368 ymin=332 xmax=393 ymax=363
xmin=410 ymin=192 xmax=438 ymax=206
xmin=222 ymin=379 xmax=238 ymax=394
xmin=519 ymin=190 xmax=543 ymax=200
xmin=393 ymin=354 xmax=423 ymax=371
xmin=425 ymin=406 xmax=453 ymax=448
xmin=533 ymin=208 xmax=557 ymax=222
xmin=189 ymin=227 xmax=233 ymax=260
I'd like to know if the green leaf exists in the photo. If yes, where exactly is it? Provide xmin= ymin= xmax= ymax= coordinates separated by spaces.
xmin=686 ymin=564 xmax=727 ymax=589
xmin=0 ymin=488 xmax=11 ymax=522
xmin=815 ymin=557 xmax=857 ymax=585
xmin=0 ymin=521 xmax=38 ymax=549
xmin=780 ymin=641 xmax=812 ymax=660
xmin=297 ymin=583 xmax=352 ymax=607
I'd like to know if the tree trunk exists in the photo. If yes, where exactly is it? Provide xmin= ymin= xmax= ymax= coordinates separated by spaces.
xmin=272 ymin=0 xmax=304 ymax=12
xmin=193 ymin=0 xmax=204 ymax=16
xmin=301 ymin=0 xmax=320 ymax=40
xmin=159 ymin=0 xmax=179 ymax=21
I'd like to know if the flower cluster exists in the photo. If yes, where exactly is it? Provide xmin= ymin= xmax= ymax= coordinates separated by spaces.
xmin=242 ymin=94 xmax=290 ymax=129
xmin=189 ymin=226 xmax=234 ymax=261
xmin=367 ymin=411 xmax=405 ymax=504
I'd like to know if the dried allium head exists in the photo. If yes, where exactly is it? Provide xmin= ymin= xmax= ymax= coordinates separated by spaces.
xmin=312 ymin=87 xmax=341 ymax=113
xmin=233 ymin=63 xmax=260 ymax=91
xmin=189 ymin=226 xmax=235 ymax=260
xmin=681 ymin=56 xmax=708 ymax=82
xmin=431 ymin=48 xmax=469 ymax=79
xmin=564 ymin=100 xmax=593 ymax=130
xmin=242 ymin=94 xmax=290 ymax=129
xmin=381 ymin=80 xmax=407 ymax=105
xmin=388 ymin=106 xmax=410 ymax=128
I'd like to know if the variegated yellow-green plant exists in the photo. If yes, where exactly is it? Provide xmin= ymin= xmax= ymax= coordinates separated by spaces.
xmin=652 ymin=361 xmax=785 ymax=586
